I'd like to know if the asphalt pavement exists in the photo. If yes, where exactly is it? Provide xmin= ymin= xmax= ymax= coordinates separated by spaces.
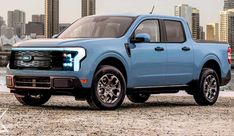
xmin=0 ymin=94 xmax=234 ymax=135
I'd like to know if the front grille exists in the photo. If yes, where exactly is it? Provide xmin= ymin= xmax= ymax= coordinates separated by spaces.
xmin=15 ymin=77 xmax=51 ymax=88
xmin=10 ymin=51 xmax=64 ymax=70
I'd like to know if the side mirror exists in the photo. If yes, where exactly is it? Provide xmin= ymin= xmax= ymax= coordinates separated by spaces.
xmin=131 ymin=33 xmax=151 ymax=43
xmin=52 ymin=34 xmax=59 ymax=38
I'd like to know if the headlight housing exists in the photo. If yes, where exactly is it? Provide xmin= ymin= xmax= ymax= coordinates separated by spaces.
xmin=63 ymin=53 xmax=74 ymax=71
xmin=63 ymin=47 xmax=86 ymax=71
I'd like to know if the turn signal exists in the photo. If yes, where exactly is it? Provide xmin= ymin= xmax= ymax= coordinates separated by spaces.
xmin=6 ymin=75 xmax=14 ymax=87
xmin=80 ymin=79 xmax=88 ymax=84
xmin=228 ymin=47 xmax=232 ymax=64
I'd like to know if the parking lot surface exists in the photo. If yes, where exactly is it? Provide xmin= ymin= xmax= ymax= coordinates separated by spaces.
xmin=0 ymin=93 xmax=234 ymax=135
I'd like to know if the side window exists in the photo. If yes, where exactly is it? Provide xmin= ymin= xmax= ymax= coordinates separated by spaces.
xmin=164 ymin=20 xmax=185 ymax=43
xmin=134 ymin=20 xmax=160 ymax=42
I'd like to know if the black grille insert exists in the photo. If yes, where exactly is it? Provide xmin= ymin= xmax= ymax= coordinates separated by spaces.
xmin=10 ymin=51 xmax=64 ymax=70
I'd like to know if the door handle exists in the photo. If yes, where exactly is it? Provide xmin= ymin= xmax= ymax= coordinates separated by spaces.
xmin=182 ymin=46 xmax=190 ymax=51
xmin=155 ymin=47 xmax=164 ymax=52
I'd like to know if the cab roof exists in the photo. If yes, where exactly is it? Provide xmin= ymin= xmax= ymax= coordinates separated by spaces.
xmin=91 ymin=14 xmax=184 ymax=20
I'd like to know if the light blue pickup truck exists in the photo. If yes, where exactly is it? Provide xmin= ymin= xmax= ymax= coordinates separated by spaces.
xmin=6 ymin=15 xmax=231 ymax=110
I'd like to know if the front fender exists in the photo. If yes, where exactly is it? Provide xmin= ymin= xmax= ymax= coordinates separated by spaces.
xmin=89 ymin=51 xmax=130 ymax=84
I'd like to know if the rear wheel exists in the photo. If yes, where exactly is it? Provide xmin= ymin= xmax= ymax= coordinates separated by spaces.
xmin=127 ymin=93 xmax=150 ymax=103
xmin=193 ymin=68 xmax=220 ymax=106
xmin=14 ymin=93 xmax=51 ymax=106
xmin=87 ymin=65 xmax=126 ymax=110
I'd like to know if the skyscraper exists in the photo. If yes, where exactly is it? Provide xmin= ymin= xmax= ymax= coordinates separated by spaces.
xmin=45 ymin=0 xmax=59 ymax=38
xmin=199 ymin=26 xmax=205 ymax=40
xmin=59 ymin=23 xmax=71 ymax=33
xmin=220 ymin=9 xmax=234 ymax=51
xmin=175 ymin=4 xmax=200 ymax=40
xmin=1 ymin=25 xmax=15 ymax=39
xmin=26 ymin=22 xmax=44 ymax=36
xmin=0 ymin=16 xmax=5 ymax=35
xmin=224 ymin=0 xmax=234 ymax=10
xmin=7 ymin=10 xmax=25 ymax=37
xmin=32 ymin=14 xmax=45 ymax=23
xmin=82 ymin=0 xmax=96 ymax=17
xmin=192 ymin=8 xmax=200 ymax=40
xmin=175 ymin=4 xmax=192 ymax=30
xmin=206 ymin=23 xmax=219 ymax=41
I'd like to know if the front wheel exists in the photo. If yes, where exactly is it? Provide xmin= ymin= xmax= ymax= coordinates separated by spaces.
xmin=87 ymin=65 xmax=126 ymax=110
xmin=193 ymin=68 xmax=220 ymax=106
xmin=14 ymin=93 xmax=51 ymax=106
xmin=127 ymin=93 xmax=150 ymax=103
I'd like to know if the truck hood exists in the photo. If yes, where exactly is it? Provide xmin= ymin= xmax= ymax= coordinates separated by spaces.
xmin=13 ymin=38 xmax=114 ymax=48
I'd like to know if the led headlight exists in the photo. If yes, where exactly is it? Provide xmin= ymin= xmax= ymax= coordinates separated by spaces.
xmin=63 ymin=53 xmax=74 ymax=71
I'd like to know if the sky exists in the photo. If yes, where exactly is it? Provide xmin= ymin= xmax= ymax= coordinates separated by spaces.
xmin=0 ymin=0 xmax=223 ymax=28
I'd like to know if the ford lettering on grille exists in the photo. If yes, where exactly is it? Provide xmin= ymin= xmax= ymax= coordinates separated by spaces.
xmin=22 ymin=55 xmax=33 ymax=62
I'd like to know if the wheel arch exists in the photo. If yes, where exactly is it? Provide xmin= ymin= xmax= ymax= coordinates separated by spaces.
xmin=200 ymin=59 xmax=221 ymax=82
xmin=90 ymin=52 xmax=129 ymax=86
xmin=94 ymin=57 xmax=128 ymax=82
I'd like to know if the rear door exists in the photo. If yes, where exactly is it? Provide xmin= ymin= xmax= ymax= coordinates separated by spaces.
xmin=163 ymin=20 xmax=194 ymax=85
xmin=130 ymin=19 xmax=167 ymax=87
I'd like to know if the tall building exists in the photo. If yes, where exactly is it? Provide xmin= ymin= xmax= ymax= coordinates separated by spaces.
xmin=45 ymin=0 xmax=59 ymax=38
xmin=59 ymin=23 xmax=71 ymax=33
xmin=175 ymin=4 xmax=192 ymax=30
xmin=199 ymin=26 xmax=205 ymax=40
xmin=26 ymin=22 xmax=44 ymax=36
xmin=224 ymin=0 xmax=234 ymax=10
xmin=7 ymin=10 xmax=25 ymax=37
xmin=175 ymin=4 xmax=200 ymax=39
xmin=1 ymin=25 xmax=15 ymax=39
xmin=0 ymin=16 xmax=6 ymax=35
xmin=192 ymin=8 xmax=200 ymax=40
xmin=206 ymin=23 xmax=219 ymax=41
xmin=220 ymin=9 xmax=234 ymax=51
xmin=82 ymin=0 xmax=96 ymax=17
xmin=32 ymin=14 xmax=45 ymax=23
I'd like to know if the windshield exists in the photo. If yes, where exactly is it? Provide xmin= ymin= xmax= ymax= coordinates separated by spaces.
xmin=58 ymin=16 xmax=135 ymax=38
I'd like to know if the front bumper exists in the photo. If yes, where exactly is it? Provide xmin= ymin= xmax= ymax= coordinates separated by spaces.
xmin=6 ymin=75 xmax=80 ymax=90
xmin=6 ymin=75 xmax=89 ymax=97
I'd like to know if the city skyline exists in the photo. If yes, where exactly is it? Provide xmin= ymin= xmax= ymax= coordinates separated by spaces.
xmin=0 ymin=0 xmax=223 ymax=28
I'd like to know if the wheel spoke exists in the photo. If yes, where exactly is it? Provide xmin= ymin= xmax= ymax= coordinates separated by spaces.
xmin=111 ymin=89 xmax=120 ymax=98
xmin=210 ymin=82 xmax=217 ymax=90
xmin=100 ymin=75 xmax=109 ymax=86
xmin=205 ymin=91 xmax=209 ymax=98
xmin=212 ymin=90 xmax=216 ymax=96
xmin=98 ymin=87 xmax=105 ymax=94
xmin=108 ymin=75 xmax=119 ymax=87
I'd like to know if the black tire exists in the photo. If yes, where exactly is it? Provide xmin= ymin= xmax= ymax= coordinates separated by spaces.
xmin=14 ymin=93 xmax=51 ymax=106
xmin=87 ymin=65 xmax=126 ymax=110
xmin=127 ymin=93 xmax=150 ymax=103
xmin=193 ymin=68 xmax=220 ymax=106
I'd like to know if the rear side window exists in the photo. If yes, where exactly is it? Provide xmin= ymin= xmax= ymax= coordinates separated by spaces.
xmin=164 ymin=20 xmax=185 ymax=43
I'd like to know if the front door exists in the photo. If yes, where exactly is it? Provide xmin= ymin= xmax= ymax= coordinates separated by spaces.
xmin=130 ymin=19 xmax=167 ymax=87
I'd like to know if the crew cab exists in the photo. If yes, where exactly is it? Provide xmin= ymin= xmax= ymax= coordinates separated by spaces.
xmin=6 ymin=14 xmax=231 ymax=110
